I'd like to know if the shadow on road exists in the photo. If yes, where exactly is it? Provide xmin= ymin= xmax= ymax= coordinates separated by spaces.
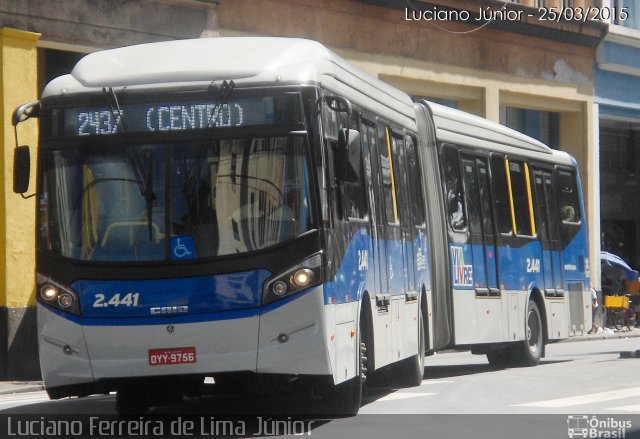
xmin=424 ymin=359 xmax=569 ymax=380
xmin=0 ymin=358 xmax=573 ymax=433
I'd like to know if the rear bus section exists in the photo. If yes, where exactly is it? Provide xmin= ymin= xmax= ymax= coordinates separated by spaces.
xmin=421 ymin=101 xmax=591 ymax=366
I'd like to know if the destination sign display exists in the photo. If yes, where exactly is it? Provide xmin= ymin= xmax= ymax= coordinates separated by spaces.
xmin=59 ymin=95 xmax=300 ymax=137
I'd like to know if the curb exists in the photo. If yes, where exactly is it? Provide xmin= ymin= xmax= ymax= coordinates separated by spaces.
xmin=620 ymin=350 xmax=640 ymax=358
xmin=559 ymin=330 xmax=640 ymax=343
xmin=0 ymin=382 xmax=44 ymax=396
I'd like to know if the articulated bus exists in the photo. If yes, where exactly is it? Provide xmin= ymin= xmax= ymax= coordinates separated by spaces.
xmin=11 ymin=37 xmax=591 ymax=414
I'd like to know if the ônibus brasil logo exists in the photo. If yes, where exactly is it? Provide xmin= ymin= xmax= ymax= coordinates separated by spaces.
xmin=567 ymin=415 xmax=631 ymax=438
xmin=451 ymin=246 xmax=473 ymax=287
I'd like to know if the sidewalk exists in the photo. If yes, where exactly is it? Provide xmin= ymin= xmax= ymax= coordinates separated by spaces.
xmin=0 ymin=329 xmax=636 ymax=396
xmin=0 ymin=381 xmax=43 ymax=395
xmin=560 ymin=326 xmax=640 ymax=343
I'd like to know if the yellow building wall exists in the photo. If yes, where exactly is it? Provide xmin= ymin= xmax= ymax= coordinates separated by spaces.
xmin=0 ymin=28 xmax=40 ymax=309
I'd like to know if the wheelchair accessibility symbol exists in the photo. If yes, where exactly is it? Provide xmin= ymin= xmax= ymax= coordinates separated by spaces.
xmin=170 ymin=236 xmax=195 ymax=260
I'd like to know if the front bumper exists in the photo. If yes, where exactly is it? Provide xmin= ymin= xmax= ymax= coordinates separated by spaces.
xmin=38 ymin=287 xmax=331 ymax=396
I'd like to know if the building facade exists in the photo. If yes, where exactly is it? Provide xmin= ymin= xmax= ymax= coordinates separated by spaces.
xmin=596 ymin=0 xmax=640 ymax=271
xmin=0 ymin=0 xmax=607 ymax=378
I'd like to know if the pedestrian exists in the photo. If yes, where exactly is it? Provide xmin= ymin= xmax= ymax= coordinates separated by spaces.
xmin=588 ymin=286 xmax=600 ymax=334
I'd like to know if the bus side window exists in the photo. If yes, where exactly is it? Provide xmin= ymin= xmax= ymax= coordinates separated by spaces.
xmin=378 ymin=125 xmax=399 ymax=225
xmin=363 ymin=121 xmax=384 ymax=225
xmin=442 ymin=146 xmax=466 ymax=231
xmin=321 ymin=97 xmax=349 ymax=222
xmin=462 ymin=159 xmax=481 ymax=235
xmin=391 ymin=134 xmax=410 ymax=227
xmin=490 ymin=155 xmax=513 ymax=235
xmin=557 ymin=169 xmax=582 ymax=247
xmin=558 ymin=170 xmax=581 ymax=224
xmin=405 ymin=136 xmax=425 ymax=227
xmin=508 ymin=160 xmax=536 ymax=237
xmin=341 ymin=127 xmax=368 ymax=220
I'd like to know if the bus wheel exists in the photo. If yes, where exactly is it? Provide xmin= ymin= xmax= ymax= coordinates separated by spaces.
xmin=486 ymin=347 xmax=511 ymax=368
xmin=116 ymin=389 xmax=150 ymax=415
xmin=513 ymin=300 xmax=543 ymax=367
xmin=326 ymin=321 xmax=366 ymax=415
xmin=397 ymin=310 xmax=426 ymax=387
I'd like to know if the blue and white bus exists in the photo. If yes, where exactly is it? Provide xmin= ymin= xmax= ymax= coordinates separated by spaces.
xmin=12 ymin=37 xmax=591 ymax=414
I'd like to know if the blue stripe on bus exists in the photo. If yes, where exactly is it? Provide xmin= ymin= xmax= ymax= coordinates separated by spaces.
xmin=72 ymin=269 xmax=272 ymax=318
xmin=52 ymin=216 xmax=588 ymax=328
xmin=46 ymin=224 xmax=430 ymax=325
xmin=449 ymin=227 xmax=589 ymax=292
xmin=42 ymin=217 xmax=588 ymax=328
xmin=322 ymin=226 xmax=432 ymax=305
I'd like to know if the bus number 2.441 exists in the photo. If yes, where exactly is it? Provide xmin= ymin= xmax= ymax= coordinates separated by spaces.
xmin=93 ymin=293 xmax=140 ymax=308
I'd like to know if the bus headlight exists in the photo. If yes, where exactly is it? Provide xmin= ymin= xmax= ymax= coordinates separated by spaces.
xmin=57 ymin=293 xmax=75 ymax=308
xmin=263 ymin=253 xmax=323 ymax=305
xmin=272 ymin=281 xmax=288 ymax=296
xmin=292 ymin=269 xmax=313 ymax=287
xmin=37 ymin=274 xmax=81 ymax=316
xmin=40 ymin=285 xmax=59 ymax=301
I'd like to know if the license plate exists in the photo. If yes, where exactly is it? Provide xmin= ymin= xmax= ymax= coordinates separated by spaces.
xmin=148 ymin=347 xmax=196 ymax=366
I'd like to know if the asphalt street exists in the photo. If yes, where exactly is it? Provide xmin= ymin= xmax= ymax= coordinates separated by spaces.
xmin=2 ymin=335 xmax=640 ymax=438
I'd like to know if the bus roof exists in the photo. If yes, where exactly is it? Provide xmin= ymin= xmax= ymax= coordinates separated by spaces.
xmin=41 ymin=37 xmax=571 ymax=163
xmin=425 ymin=101 xmax=574 ymax=166
xmin=41 ymin=37 xmax=416 ymax=127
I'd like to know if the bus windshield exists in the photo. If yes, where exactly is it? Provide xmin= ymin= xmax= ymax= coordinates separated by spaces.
xmin=39 ymin=135 xmax=312 ymax=262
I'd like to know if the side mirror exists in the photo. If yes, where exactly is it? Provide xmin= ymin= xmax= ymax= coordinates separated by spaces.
xmin=324 ymin=96 xmax=352 ymax=116
xmin=13 ymin=146 xmax=31 ymax=194
xmin=12 ymin=101 xmax=40 ymax=126
xmin=335 ymin=128 xmax=361 ymax=183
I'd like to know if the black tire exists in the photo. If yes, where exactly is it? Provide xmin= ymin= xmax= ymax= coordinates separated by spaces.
xmin=325 ymin=318 xmax=367 ymax=416
xmin=397 ymin=310 xmax=426 ymax=387
xmin=613 ymin=312 xmax=624 ymax=331
xmin=627 ymin=311 xmax=635 ymax=331
xmin=116 ymin=389 xmax=150 ymax=416
xmin=512 ymin=300 xmax=543 ymax=367
xmin=486 ymin=346 xmax=511 ymax=369
xmin=345 ymin=340 xmax=365 ymax=415
xmin=116 ymin=380 xmax=186 ymax=415
xmin=214 ymin=372 xmax=250 ymax=394
xmin=327 ymin=345 xmax=364 ymax=416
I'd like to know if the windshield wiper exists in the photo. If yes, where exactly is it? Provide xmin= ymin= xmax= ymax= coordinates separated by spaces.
xmin=130 ymin=148 xmax=156 ymax=241
xmin=103 ymin=86 xmax=125 ymax=133
xmin=103 ymin=87 xmax=156 ymax=241
xmin=182 ymin=81 xmax=236 ymax=215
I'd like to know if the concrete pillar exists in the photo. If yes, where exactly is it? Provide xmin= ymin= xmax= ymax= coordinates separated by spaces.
xmin=200 ymin=1 xmax=221 ymax=38
xmin=560 ymin=105 xmax=599 ymax=290
xmin=484 ymin=86 xmax=500 ymax=123
xmin=560 ymin=111 xmax=585 ymax=186
xmin=589 ymin=103 xmax=602 ymax=289
xmin=458 ymin=99 xmax=483 ymax=118
xmin=0 ymin=27 xmax=41 ymax=379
